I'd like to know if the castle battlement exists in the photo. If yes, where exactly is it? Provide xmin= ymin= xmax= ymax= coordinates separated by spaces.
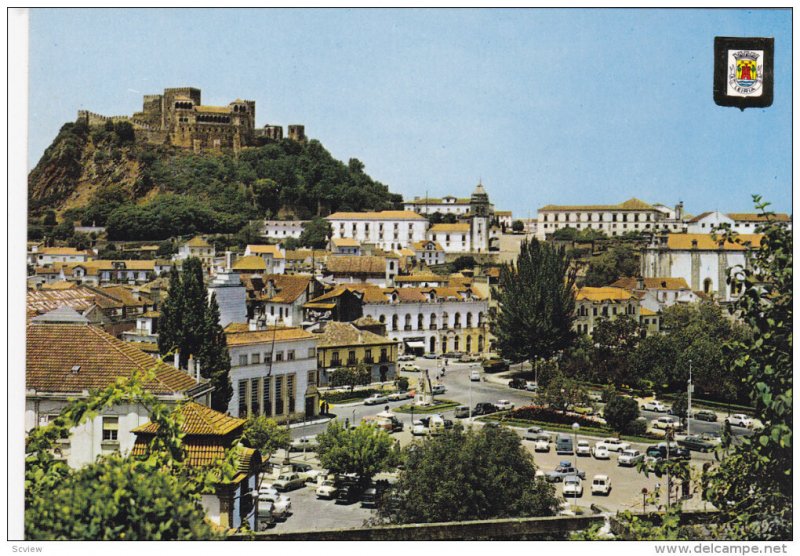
xmin=77 ymin=87 xmax=305 ymax=152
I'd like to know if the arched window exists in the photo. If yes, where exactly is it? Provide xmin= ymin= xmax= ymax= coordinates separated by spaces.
xmin=454 ymin=336 xmax=460 ymax=351
xmin=703 ymin=278 xmax=713 ymax=294
xmin=441 ymin=311 xmax=449 ymax=329
xmin=392 ymin=314 xmax=399 ymax=331
xmin=478 ymin=335 xmax=484 ymax=352
xmin=418 ymin=314 xmax=425 ymax=330
xmin=379 ymin=314 xmax=386 ymax=323
xmin=429 ymin=313 xmax=437 ymax=330
xmin=477 ymin=312 xmax=484 ymax=327
xmin=429 ymin=336 xmax=436 ymax=353
xmin=454 ymin=313 xmax=462 ymax=328
xmin=466 ymin=312 xmax=473 ymax=328
xmin=466 ymin=335 xmax=472 ymax=353
xmin=404 ymin=314 xmax=412 ymax=330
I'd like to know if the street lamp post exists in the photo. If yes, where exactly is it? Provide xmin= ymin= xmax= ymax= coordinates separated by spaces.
xmin=687 ymin=359 xmax=693 ymax=436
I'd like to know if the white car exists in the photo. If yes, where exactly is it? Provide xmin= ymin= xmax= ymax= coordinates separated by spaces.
xmin=562 ymin=476 xmax=583 ymax=497
xmin=652 ymin=416 xmax=682 ymax=430
xmin=618 ymin=449 xmax=644 ymax=467
xmin=398 ymin=354 xmax=416 ymax=361
xmin=596 ymin=438 xmax=631 ymax=453
xmin=411 ymin=420 xmax=428 ymax=436
xmin=592 ymin=445 xmax=610 ymax=459
xmin=400 ymin=363 xmax=421 ymax=372
xmin=388 ymin=390 xmax=413 ymax=401
xmin=364 ymin=393 xmax=390 ymax=406
xmin=642 ymin=400 xmax=669 ymax=412
xmin=525 ymin=381 xmax=538 ymax=392
xmin=290 ymin=435 xmax=319 ymax=451
xmin=431 ymin=384 xmax=446 ymax=395
xmin=575 ymin=440 xmax=592 ymax=456
xmin=315 ymin=480 xmax=338 ymax=499
xmin=258 ymin=492 xmax=291 ymax=519
xmin=725 ymin=414 xmax=753 ymax=428
xmin=470 ymin=370 xmax=481 ymax=382
xmin=495 ymin=400 xmax=515 ymax=411
xmin=591 ymin=475 xmax=612 ymax=496
xmin=523 ymin=426 xmax=543 ymax=440
xmin=534 ymin=437 xmax=551 ymax=452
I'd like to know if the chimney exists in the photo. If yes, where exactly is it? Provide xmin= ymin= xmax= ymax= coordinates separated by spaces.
xmin=225 ymin=251 xmax=234 ymax=271
xmin=187 ymin=355 xmax=195 ymax=377
xmin=195 ymin=361 xmax=201 ymax=382
xmin=174 ymin=349 xmax=180 ymax=369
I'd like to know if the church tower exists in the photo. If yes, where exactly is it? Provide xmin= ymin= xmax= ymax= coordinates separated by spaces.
xmin=469 ymin=182 xmax=492 ymax=253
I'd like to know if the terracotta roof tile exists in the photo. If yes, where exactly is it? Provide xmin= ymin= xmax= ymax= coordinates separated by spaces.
xmin=726 ymin=213 xmax=791 ymax=222
xmin=232 ymin=255 xmax=267 ymax=271
xmin=225 ymin=326 xmax=315 ymax=346
xmin=132 ymin=402 xmax=244 ymax=436
xmin=331 ymin=238 xmax=361 ymax=247
xmin=610 ymin=277 xmax=691 ymax=291
xmin=429 ymin=223 xmax=470 ymax=233
xmin=246 ymin=244 xmax=285 ymax=259
xmin=26 ymin=323 xmax=197 ymax=394
xmin=314 ymin=321 xmax=395 ymax=348
xmin=666 ymin=233 xmax=762 ymax=251
xmin=575 ymin=286 xmax=636 ymax=302
xmin=540 ymin=198 xmax=655 ymax=212
xmin=326 ymin=256 xmax=386 ymax=275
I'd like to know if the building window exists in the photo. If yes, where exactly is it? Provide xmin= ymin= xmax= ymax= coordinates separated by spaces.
xmin=380 ymin=348 xmax=388 ymax=363
xmin=275 ymin=377 xmax=284 ymax=415
xmin=251 ymin=353 xmax=261 ymax=365
xmin=251 ymin=378 xmax=260 ymax=415
xmin=238 ymin=354 xmax=248 ymax=366
xmin=288 ymin=350 xmax=295 ymax=361
xmin=264 ymin=352 xmax=272 ymax=363
xmin=307 ymin=347 xmax=316 ymax=359
xmin=331 ymin=351 xmax=340 ymax=365
xmin=287 ymin=375 xmax=296 ymax=413
xmin=308 ymin=370 xmax=317 ymax=386
xmin=275 ymin=351 xmax=284 ymax=362
xmin=263 ymin=378 xmax=272 ymax=417
xmin=238 ymin=380 xmax=247 ymax=416
xmin=102 ymin=416 xmax=119 ymax=442
xmin=365 ymin=348 xmax=373 ymax=363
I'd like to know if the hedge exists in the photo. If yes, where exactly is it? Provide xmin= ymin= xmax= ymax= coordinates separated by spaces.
xmin=508 ymin=406 xmax=604 ymax=429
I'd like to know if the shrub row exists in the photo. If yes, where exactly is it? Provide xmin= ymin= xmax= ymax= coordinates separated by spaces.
xmin=508 ymin=406 xmax=603 ymax=429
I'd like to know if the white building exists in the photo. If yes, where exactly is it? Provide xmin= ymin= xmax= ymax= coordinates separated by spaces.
xmin=640 ymin=233 xmax=762 ymax=303
xmin=304 ymin=284 xmax=490 ymax=355
xmin=25 ymin=307 xmax=208 ymax=469
xmin=330 ymin=237 xmax=362 ymax=256
xmin=262 ymin=220 xmax=308 ymax=240
xmin=35 ymin=247 xmax=94 ymax=265
xmin=404 ymin=195 xmax=473 ymax=215
xmin=226 ymin=327 xmax=320 ymax=422
xmin=536 ymin=199 xmax=685 ymax=240
xmin=208 ymin=271 xmax=248 ymax=328
xmin=323 ymin=255 xmax=399 ymax=287
xmin=412 ymin=240 xmax=446 ymax=266
xmin=609 ymin=276 xmax=701 ymax=313
xmin=687 ymin=211 xmax=792 ymax=234
xmin=241 ymin=273 xmax=318 ymax=328
xmin=326 ymin=210 xmax=429 ymax=252
xmin=175 ymin=236 xmax=215 ymax=272
xmin=244 ymin=244 xmax=286 ymax=274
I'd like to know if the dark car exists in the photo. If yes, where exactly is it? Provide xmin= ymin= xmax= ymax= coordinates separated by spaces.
xmin=646 ymin=444 xmax=691 ymax=462
xmin=473 ymin=402 xmax=498 ymax=416
xmin=508 ymin=378 xmax=526 ymax=389
xmin=482 ymin=359 xmax=509 ymax=373
xmin=360 ymin=487 xmax=378 ymax=508
xmin=694 ymin=410 xmax=718 ymax=422
xmin=678 ymin=434 xmax=715 ymax=453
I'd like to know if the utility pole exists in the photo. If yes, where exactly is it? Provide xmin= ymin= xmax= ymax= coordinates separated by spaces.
xmin=687 ymin=359 xmax=693 ymax=436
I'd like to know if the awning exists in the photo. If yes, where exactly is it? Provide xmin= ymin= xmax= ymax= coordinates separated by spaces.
xmin=405 ymin=341 xmax=425 ymax=349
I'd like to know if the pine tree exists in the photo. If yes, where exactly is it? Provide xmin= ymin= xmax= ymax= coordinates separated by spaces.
xmin=492 ymin=238 xmax=576 ymax=363
xmin=199 ymin=294 xmax=233 ymax=412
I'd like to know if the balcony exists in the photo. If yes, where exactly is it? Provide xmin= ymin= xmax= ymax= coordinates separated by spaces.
xmin=404 ymin=325 xmax=412 ymax=331
xmin=347 ymin=358 xmax=357 ymax=366
xmin=441 ymin=324 xmax=449 ymax=330
xmin=379 ymin=356 xmax=389 ymax=363
xmin=364 ymin=357 xmax=374 ymax=364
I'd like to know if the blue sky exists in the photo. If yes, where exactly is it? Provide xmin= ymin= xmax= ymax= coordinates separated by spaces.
xmin=28 ymin=8 xmax=792 ymax=215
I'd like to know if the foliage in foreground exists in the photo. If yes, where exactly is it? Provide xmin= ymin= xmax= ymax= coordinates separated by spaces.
xmin=381 ymin=424 xmax=560 ymax=524
xmin=25 ymin=372 xmax=238 ymax=540
xmin=316 ymin=420 xmax=398 ymax=485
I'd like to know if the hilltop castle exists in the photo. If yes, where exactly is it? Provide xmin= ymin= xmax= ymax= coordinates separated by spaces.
xmin=77 ymin=87 xmax=305 ymax=152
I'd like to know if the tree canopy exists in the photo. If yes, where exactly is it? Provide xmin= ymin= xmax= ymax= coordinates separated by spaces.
xmin=381 ymin=424 xmax=560 ymax=524
xmin=299 ymin=217 xmax=332 ymax=249
xmin=316 ymin=420 xmax=397 ymax=485
xmin=582 ymin=244 xmax=639 ymax=287
xmin=492 ymin=238 xmax=576 ymax=363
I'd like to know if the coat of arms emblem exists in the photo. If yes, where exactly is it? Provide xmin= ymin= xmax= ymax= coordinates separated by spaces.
xmin=727 ymin=50 xmax=764 ymax=96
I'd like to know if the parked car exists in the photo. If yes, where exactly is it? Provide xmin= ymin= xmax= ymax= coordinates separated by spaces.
xmin=575 ymin=440 xmax=592 ymax=457
xmin=725 ymin=414 xmax=753 ymax=428
xmin=523 ymin=426 xmax=544 ymax=440
xmin=335 ymin=483 xmax=363 ymax=504
xmin=423 ymin=353 xmax=439 ymax=359
xmin=645 ymin=444 xmax=691 ymax=463
xmin=596 ymin=438 xmax=631 ymax=453
xmin=443 ymin=352 xmax=461 ymax=359
xmin=470 ymin=370 xmax=481 ymax=382
xmin=315 ymin=480 xmax=338 ymax=499
xmin=428 ymin=415 xmax=446 ymax=436
xmin=508 ymin=378 xmax=526 ymax=389
xmin=562 ymin=476 xmax=584 ymax=497
xmin=591 ymin=475 xmax=612 ymax=496
xmin=431 ymin=384 xmax=446 ymax=395
xmin=652 ymin=416 xmax=683 ymax=430
xmin=534 ymin=435 xmax=551 ymax=452
xmin=290 ymin=463 xmax=324 ymax=483
xmin=257 ymin=501 xmax=276 ymax=530
xmin=555 ymin=433 xmax=574 ymax=454
xmin=400 ymin=363 xmax=421 ymax=372
xmin=694 ymin=410 xmax=718 ymax=422
xmin=482 ymin=358 xmax=509 ymax=373
xmin=472 ymin=402 xmax=498 ymax=416
xmin=617 ymin=449 xmax=644 ymax=467
xmin=258 ymin=492 xmax=291 ymax=520
xmin=360 ymin=487 xmax=379 ymax=508
xmin=290 ymin=435 xmax=319 ymax=451
xmin=388 ymin=390 xmax=413 ymax=401
xmin=273 ymin=473 xmax=305 ymax=492
xmin=592 ymin=445 xmax=610 ymax=460
xmin=678 ymin=434 xmax=715 ymax=452
xmin=642 ymin=400 xmax=669 ymax=412
xmin=546 ymin=461 xmax=585 ymax=482
xmin=495 ymin=399 xmax=515 ymax=411
xmin=458 ymin=354 xmax=474 ymax=363
xmin=364 ymin=393 xmax=390 ymax=406
xmin=363 ymin=414 xmax=404 ymax=433
xmin=411 ymin=420 xmax=428 ymax=436
xmin=525 ymin=381 xmax=539 ymax=392
xmin=454 ymin=405 xmax=471 ymax=419
xmin=398 ymin=354 xmax=416 ymax=361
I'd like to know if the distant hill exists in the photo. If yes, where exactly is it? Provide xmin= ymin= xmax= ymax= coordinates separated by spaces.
xmin=28 ymin=120 xmax=402 ymax=240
